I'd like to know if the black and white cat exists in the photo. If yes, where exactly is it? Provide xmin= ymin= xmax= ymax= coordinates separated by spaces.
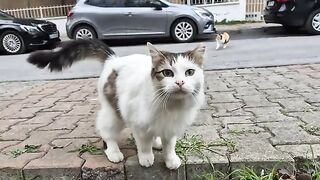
xmin=27 ymin=39 xmax=206 ymax=169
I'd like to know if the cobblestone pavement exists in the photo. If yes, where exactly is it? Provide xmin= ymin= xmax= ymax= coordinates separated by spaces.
xmin=0 ymin=64 xmax=320 ymax=179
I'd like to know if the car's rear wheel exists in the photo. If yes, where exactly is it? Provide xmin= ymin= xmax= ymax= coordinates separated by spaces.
xmin=0 ymin=30 xmax=26 ymax=54
xmin=305 ymin=9 xmax=320 ymax=35
xmin=171 ymin=19 xmax=196 ymax=43
xmin=73 ymin=25 xmax=97 ymax=39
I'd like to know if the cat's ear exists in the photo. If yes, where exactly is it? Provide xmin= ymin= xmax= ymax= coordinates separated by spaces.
xmin=189 ymin=43 xmax=206 ymax=67
xmin=147 ymin=42 xmax=165 ymax=67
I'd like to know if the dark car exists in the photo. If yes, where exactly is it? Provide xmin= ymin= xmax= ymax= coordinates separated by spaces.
xmin=0 ymin=10 xmax=60 ymax=55
xmin=264 ymin=0 xmax=320 ymax=34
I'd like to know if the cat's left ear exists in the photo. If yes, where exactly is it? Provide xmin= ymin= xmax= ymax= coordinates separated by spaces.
xmin=189 ymin=43 xmax=206 ymax=67
xmin=147 ymin=42 xmax=165 ymax=67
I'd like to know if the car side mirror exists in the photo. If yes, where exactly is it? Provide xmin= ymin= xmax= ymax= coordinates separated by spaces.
xmin=152 ymin=3 xmax=162 ymax=10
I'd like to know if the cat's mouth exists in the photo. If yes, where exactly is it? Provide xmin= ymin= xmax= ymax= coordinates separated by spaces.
xmin=172 ymin=88 xmax=189 ymax=95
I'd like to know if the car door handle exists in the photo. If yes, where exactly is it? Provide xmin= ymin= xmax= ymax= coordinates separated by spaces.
xmin=125 ymin=12 xmax=133 ymax=17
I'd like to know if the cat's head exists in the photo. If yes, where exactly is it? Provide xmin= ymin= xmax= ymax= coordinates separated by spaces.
xmin=148 ymin=43 xmax=205 ymax=99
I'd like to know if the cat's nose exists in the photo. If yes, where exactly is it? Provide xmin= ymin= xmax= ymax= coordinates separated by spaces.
xmin=175 ymin=80 xmax=185 ymax=87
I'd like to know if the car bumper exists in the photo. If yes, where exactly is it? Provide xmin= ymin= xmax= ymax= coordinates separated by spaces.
xmin=198 ymin=18 xmax=216 ymax=35
xmin=24 ymin=31 xmax=61 ymax=49
xmin=264 ymin=11 xmax=305 ymax=26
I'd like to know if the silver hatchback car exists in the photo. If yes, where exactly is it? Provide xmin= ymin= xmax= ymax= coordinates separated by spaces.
xmin=66 ymin=0 xmax=216 ymax=42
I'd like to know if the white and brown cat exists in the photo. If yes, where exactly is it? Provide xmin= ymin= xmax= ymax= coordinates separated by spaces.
xmin=27 ymin=39 xmax=206 ymax=170
xmin=216 ymin=32 xmax=230 ymax=50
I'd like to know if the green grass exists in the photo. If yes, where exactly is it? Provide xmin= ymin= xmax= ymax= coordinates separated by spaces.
xmin=9 ymin=144 xmax=41 ymax=158
xmin=175 ymin=135 xmax=236 ymax=163
xmin=69 ymin=143 xmax=103 ymax=155
xmin=230 ymin=167 xmax=276 ymax=180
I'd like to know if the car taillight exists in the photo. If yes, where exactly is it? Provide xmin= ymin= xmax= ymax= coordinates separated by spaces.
xmin=276 ymin=0 xmax=290 ymax=3
xmin=67 ymin=11 xmax=74 ymax=17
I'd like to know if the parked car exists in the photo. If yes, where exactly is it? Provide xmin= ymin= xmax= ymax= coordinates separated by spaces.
xmin=66 ymin=0 xmax=216 ymax=43
xmin=0 ymin=10 xmax=60 ymax=55
xmin=264 ymin=0 xmax=320 ymax=34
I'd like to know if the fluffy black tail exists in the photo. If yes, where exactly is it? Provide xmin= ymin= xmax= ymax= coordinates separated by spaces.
xmin=27 ymin=39 xmax=115 ymax=71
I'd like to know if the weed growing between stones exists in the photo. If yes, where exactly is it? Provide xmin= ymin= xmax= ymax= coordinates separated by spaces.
xmin=9 ymin=144 xmax=41 ymax=158
xmin=69 ymin=143 xmax=103 ymax=155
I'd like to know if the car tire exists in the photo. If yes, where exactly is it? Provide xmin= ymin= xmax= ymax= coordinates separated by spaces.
xmin=73 ymin=25 xmax=97 ymax=39
xmin=171 ymin=18 xmax=197 ymax=43
xmin=0 ymin=30 xmax=26 ymax=55
xmin=305 ymin=9 xmax=320 ymax=35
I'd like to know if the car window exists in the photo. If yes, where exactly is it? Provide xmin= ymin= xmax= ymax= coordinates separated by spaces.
xmin=86 ymin=0 xmax=126 ymax=7
xmin=0 ymin=11 xmax=14 ymax=20
xmin=125 ymin=0 xmax=164 ymax=7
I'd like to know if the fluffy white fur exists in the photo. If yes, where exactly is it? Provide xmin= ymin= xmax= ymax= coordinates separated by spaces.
xmin=96 ymin=44 xmax=205 ymax=169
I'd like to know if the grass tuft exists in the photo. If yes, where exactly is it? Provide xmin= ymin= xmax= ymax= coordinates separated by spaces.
xmin=9 ymin=144 xmax=41 ymax=158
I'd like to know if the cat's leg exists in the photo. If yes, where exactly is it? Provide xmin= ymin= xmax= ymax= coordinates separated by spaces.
xmin=162 ymin=136 xmax=181 ymax=169
xmin=152 ymin=136 xmax=162 ymax=150
xmin=223 ymin=44 xmax=227 ymax=49
xmin=133 ymin=130 xmax=154 ymax=167
xmin=216 ymin=41 xmax=221 ymax=50
xmin=96 ymin=108 xmax=124 ymax=163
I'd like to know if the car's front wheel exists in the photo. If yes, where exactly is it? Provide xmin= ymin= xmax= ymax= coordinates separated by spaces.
xmin=0 ymin=30 xmax=26 ymax=55
xmin=171 ymin=19 xmax=196 ymax=43
xmin=306 ymin=9 xmax=320 ymax=35
xmin=73 ymin=25 xmax=97 ymax=39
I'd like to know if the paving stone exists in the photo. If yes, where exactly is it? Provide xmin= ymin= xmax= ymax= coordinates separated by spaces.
xmin=234 ymin=87 xmax=261 ymax=96
xmin=3 ymin=130 xmax=70 ymax=153
xmin=285 ymin=83 xmax=315 ymax=93
xmin=245 ymin=107 xmax=298 ymax=122
xmin=239 ymin=95 xmax=279 ymax=108
xmin=211 ymin=102 xmax=251 ymax=117
xmin=192 ymin=110 xmax=219 ymax=126
xmin=258 ymin=122 xmax=320 ymax=145
xmin=216 ymin=116 xmax=254 ymax=126
xmin=81 ymin=153 xmax=125 ymax=180
xmin=186 ymin=149 xmax=229 ymax=180
xmin=0 ymin=152 xmax=44 ymax=169
xmin=210 ymin=91 xmax=240 ymax=103
xmin=58 ymin=121 xmax=98 ymax=139
xmin=0 ymin=123 xmax=43 ymax=141
xmin=45 ymin=101 xmax=79 ymax=112
xmin=7 ymin=107 xmax=45 ymax=119
xmin=271 ymin=98 xmax=316 ymax=112
xmin=206 ymin=82 xmax=233 ymax=92
xmin=38 ymin=116 xmax=82 ymax=131
xmin=0 ymin=100 xmax=16 ymax=110
xmin=261 ymin=89 xmax=301 ymax=99
xmin=24 ymin=149 xmax=84 ymax=180
xmin=18 ymin=95 xmax=47 ymax=107
xmin=33 ymin=97 xmax=61 ymax=108
xmin=125 ymin=154 xmax=186 ymax=180
xmin=250 ymin=80 xmax=281 ymax=90
xmin=276 ymin=144 xmax=320 ymax=159
xmin=185 ymin=126 xmax=221 ymax=143
xmin=20 ymin=112 xmax=61 ymax=126
xmin=0 ymin=119 xmax=27 ymax=133
xmin=298 ymin=92 xmax=320 ymax=103
xmin=224 ymin=133 xmax=294 ymax=171
xmin=60 ymin=91 xmax=89 ymax=102
xmin=222 ymin=124 xmax=265 ymax=135
xmin=0 ymin=141 xmax=20 ymax=151
xmin=51 ymin=138 xmax=101 ymax=151
xmin=64 ymin=105 xmax=94 ymax=116
xmin=225 ymin=76 xmax=251 ymax=87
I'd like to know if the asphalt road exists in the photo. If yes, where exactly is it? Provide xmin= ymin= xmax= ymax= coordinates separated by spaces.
xmin=1 ymin=26 xmax=320 ymax=81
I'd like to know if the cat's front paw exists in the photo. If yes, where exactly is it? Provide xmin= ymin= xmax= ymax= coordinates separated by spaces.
xmin=165 ymin=154 xmax=181 ymax=170
xmin=138 ymin=153 xmax=154 ymax=167
xmin=104 ymin=149 xmax=124 ymax=163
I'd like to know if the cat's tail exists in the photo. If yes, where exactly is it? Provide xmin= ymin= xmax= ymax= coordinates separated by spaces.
xmin=27 ymin=39 xmax=115 ymax=72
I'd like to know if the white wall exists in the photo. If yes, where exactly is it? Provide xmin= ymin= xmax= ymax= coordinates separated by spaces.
xmin=196 ymin=0 xmax=246 ymax=22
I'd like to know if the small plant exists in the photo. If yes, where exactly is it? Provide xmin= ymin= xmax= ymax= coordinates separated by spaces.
xmin=9 ymin=144 xmax=41 ymax=158
xmin=200 ymin=171 xmax=227 ymax=180
xmin=175 ymin=135 xmax=236 ymax=162
xmin=69 ymin=143 xmax=103 ymax=155
xmin=231 ymin=167 xmax=276 ymax=180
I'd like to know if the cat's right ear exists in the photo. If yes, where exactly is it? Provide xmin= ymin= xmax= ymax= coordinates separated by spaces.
xmin=147 ymin=42 xmax=164 ymax=67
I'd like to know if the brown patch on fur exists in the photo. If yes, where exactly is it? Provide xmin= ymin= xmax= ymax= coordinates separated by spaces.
xmin=104 ymin=70 xmax=120 ymax=116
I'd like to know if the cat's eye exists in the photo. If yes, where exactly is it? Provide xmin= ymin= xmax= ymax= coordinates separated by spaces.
xmin=185 ymin=69 xmax=195 ymax=76
xmin=162 ymin=69 xmax=174 ymax=77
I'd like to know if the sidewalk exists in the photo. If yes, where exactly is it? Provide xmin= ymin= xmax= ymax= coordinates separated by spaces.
xmin=0 ymin=64 xmax=320 ymax=179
